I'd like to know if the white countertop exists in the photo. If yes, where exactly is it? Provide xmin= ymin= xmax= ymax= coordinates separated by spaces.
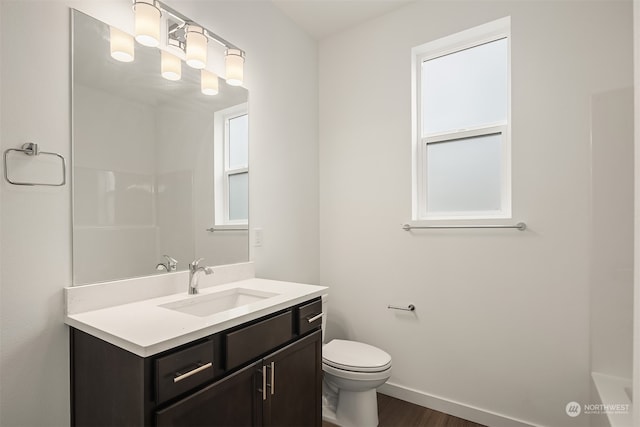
xmin=65 ymin=278 xmax=327 ymax=357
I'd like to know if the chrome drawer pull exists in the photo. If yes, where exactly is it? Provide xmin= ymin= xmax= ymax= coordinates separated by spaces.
xmin=306 ymin=312 xmax=323 ymax=323
xmin=173 ymin=362 xmax=212 ymax=383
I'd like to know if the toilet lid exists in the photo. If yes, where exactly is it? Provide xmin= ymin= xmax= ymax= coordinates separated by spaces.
xmin=322 ymin=339 xmax=392 ymax=373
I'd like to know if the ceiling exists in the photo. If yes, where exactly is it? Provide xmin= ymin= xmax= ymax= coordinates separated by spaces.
xmin=271 ymin=0 xmax=415 ymax=40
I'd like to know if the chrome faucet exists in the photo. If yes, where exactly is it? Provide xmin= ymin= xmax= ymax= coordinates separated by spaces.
xmin=188 ymin=258 xmax=214 ymax=295
xmin=156 ymin=255 xmax=178 ymax=272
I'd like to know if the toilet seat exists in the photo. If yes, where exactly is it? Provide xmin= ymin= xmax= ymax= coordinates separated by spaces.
xmin=322 ymin=339 xmax=392 ymax=373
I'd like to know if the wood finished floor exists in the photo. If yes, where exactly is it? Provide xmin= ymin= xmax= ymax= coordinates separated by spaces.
xmin=322 ymin=393 xmax=487 ymax=427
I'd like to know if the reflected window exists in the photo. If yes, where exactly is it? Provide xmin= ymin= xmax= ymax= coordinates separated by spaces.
xmin=214 ymin=103 xmax=248 ymax=227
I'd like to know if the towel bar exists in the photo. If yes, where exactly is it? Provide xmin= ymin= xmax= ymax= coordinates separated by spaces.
xmin=3 ymin=143 xmax=66 ymax=187
xmin=402 ymin=222 xmax=526 ymax=231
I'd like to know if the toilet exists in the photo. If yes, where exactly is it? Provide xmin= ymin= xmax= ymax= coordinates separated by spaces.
xmin=321 ymin=295 xmax=392 ymax=427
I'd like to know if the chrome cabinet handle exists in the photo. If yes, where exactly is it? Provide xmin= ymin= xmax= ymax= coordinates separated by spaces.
xmin=270 ymin=361 xmax=275 ymax=395
xmin=262 ymin=366 xmax=267 ymax=400
xmin=173 ymin=362 xmax=212 ymax=383
xmin=264 ymin=362 xmax=276 ymax=397
xmin=306 ymin=312 xmax=323 ymax=323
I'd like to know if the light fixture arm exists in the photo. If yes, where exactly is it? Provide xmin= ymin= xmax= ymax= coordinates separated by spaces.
xmin=142 ymin=0 xmax=243 ymax=53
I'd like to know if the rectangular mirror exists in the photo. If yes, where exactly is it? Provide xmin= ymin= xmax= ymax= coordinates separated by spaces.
xmin=72 ymin=10 xmax=249 ymax=286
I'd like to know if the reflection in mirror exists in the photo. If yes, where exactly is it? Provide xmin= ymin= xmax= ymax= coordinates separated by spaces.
xmin=72 ymin=10 xmax=249 ymax=286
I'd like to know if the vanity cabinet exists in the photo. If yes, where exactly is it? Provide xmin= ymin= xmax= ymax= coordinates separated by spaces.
xmin=70 ymin=298 xmax=322 ymax=427
xmin=156 ymin=331 xmax=321 ymax=427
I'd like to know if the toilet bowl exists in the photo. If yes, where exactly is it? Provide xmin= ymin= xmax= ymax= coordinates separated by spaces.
xmin=321 ymin=296 xmax=392 ymax=427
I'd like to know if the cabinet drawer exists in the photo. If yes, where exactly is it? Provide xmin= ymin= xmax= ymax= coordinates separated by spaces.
xmin=296 ymin=299 xmax=322 ymax=335
xmin=156 ymin=340 xmax=215 ymax=404
xmin=156 ymin=361 xmax=260 ymax=427
xmin=225 ymin=311 xmax=293 ymax=370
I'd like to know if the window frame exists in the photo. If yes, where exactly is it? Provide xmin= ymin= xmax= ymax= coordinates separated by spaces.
xmin=213 ymin=103 xmax=249 ymax=229
xmin=411 ymin=17 xmax=512 ymax=222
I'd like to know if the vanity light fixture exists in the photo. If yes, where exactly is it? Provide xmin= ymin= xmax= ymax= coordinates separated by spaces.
xmin=133 ymin=0 xmax=161 ymax=47
xmin=201 ymin=70 xmax=219 ymax=95
xmin=161 ymin=50 xmax=181 ymax=81
xmin=110 ymin=27 xmax=135 ymax=62
xmin=118 ymin=0 xmax=246 ymax=89
xmin=225 ymin=49 xmax=245 ymax=86
xmin=185 ymin=25 xmax=208 ymax=69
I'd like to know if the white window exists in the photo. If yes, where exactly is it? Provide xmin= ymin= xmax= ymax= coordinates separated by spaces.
xmin=214 ymin=103 xmax=248 ymax=228
xmin=412 ymin=17 xmax=511 ymax=221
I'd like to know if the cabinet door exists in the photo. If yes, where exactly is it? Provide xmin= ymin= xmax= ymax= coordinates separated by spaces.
xmin=156 ymin=360 xmax=262 ymax=427
xmin=263 ymin=330 xmax=322 ymax=427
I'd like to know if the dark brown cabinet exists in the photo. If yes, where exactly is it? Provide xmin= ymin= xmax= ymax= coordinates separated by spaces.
xmin=263 ymin=332 xmax=322 ymax=427
xmin=70 ymin=298 xmax=322 ymax=427
xmin=155 ymin=331 xmax=321 ymax=427
xmin=156 ymin=360 xmax=262 ymax=427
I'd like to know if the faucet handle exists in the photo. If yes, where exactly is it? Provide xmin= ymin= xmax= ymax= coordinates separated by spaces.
xmin=163 ymin=255 xmax=178 ymax=271
xmin=189 ymin=258 xmax=205 ymax=271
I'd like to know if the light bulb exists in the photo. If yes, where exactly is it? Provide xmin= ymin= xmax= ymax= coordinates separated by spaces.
xmin=161 ymin=51 xmax=181 ymax=81
xmin=225 ymin=48 xmax=245 ymax=86
xmin=134 ymin=1 xmax=161 ymax=47
xmin=110 ymin=27 xmax=134 ymax=62
xmin=201 ymin=69 xmax=219 ymax=95
xmin=185 ymin=25 xmax=207 ymax=69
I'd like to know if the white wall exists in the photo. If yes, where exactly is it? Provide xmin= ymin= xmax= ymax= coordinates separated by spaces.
xmin=319 ymin=1 xmax=632 ymax=427
xmin=0 ymin=0 xmax=4 ymax=417
xmin=633 ymin=1 xmax=640 ymax=425
xmin=0 ymin=1 xmax=318 ymax=425
xmin=1 ymin=3 xmax=75 ymax=425
xmin=589 ymin=88 xmax=634 ymax=380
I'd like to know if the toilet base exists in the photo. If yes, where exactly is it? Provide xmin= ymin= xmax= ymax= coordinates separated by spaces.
xmin=322 ymin=388 xmax=379 ymax=427
xmin=322 ymin=406 xmax=339 ymax=425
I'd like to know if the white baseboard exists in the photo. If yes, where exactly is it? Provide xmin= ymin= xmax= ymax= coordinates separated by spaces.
xmin=378 ymin=382 xmax=541 ymax=427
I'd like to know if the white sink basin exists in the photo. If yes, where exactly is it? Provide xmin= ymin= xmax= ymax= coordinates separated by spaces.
xmin=160 ymin=288 xmax=279 ymax=317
